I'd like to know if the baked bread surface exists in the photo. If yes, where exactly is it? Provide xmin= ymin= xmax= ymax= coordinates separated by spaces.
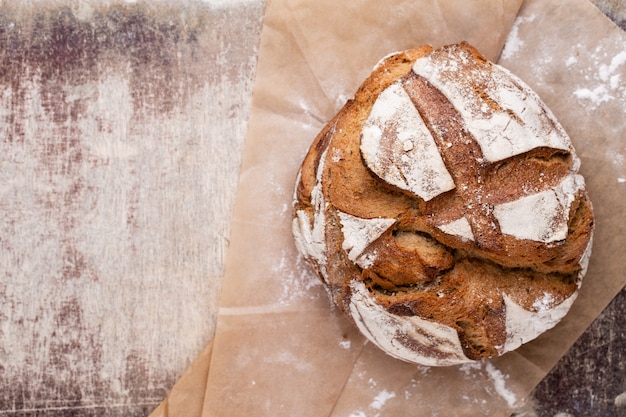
xmin=292 ymin=42 xmax=594 ymax=366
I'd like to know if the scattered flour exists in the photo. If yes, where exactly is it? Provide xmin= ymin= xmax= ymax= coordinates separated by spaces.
xmin=266 ymin=349 xmax=313 ymax=373
xmin=335 ymin=93 xmax=349 ymax=109
xmin=501 ymin=14 xmax=537 ymax=60
xmin=369 ymin=389 xmax=396 ymax=410
xmin=565 ymin=55 xmax=578 ymax=67
xmin=485 ymin=362 xmax=518 ymax=408
xmin=347 ymin=388 xmax=397 ymax=417
xmin=572 ymin=45 xmax=626 ymax=109
xmin=608 ymin=147 xmax=625 ymax=168
xmin=504 ymin=19 xmax=626 ymax=111
xmin=459 ymin=361 xmax=518 ymax=409
xmin=573 ymin=84 xmax=612 ymax=104
xmin=459 ymin=361 xmax=483 ymax=375
xmin=599 ymin=50 xmax=626 ymax=83
xmin=273 ymin=249 xmax=322 ymax=306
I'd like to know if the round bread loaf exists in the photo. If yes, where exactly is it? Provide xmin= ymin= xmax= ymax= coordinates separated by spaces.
xmin=292 ymin=42 xmax=594 ymax=366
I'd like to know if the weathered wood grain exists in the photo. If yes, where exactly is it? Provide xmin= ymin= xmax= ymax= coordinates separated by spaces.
xmin=590 ymin=0 xmax=626 ymax=30
xmin=0 ymin=1 xmax=264 ymax=415
xmin=528 ymin=286 xmax=626 ymax=417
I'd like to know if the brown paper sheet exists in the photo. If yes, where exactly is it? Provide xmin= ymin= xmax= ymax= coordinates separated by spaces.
xmin=152 ymin=0 xmax=626 ymax=415
xmin=150 ymin=342 xmax=213 ymax=417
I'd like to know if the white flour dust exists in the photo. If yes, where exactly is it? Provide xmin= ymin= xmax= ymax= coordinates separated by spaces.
xmin=571 ymin=44 xmax=626 ymax=109
xmin=459 ymin=361 xmax=519 ymax=408
xmin=273 ymin=249 xmax=322 ymax=306
xmin=347 ymin=386 xmax=397 ymax=417
xmin=484 ymin=362 xmax=517 ymax=408
xmin=501 ymin=14 xmax=537 ymax=60
xmin=369 ymin=389 xmax=396 ymax=410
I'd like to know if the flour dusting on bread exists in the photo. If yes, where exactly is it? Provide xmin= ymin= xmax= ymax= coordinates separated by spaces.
xmin=293 ymin=42 xmax=594 ymax=365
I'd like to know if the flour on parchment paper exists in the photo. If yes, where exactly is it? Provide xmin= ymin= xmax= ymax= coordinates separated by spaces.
xmin=369 ymin=389 xmax=397 ymax=411
xmin=346 ymin=384 xmax=398 ymax=417
xmin=500 ymin=14 xmax=537 ymax=61
xmin=459 ymin=361 xmax=519 ymax=408
xmin=570 ymin=45 xmax=626 ymax=108
xmin=502 ymin=14 xmax=626 ymax=112
xmin=566 ymin=43 xmax=626 ymax=184
xmin=344 ymin=361 xmax=519 ymax=416
xmin=272 ymin=248 xmax=323 ymax=306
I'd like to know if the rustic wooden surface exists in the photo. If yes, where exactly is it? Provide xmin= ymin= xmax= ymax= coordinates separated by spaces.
xmin=0 ymin=1 xmax=265 ymax=415
xmin=0 ymin=1 xmax=623 ymax=416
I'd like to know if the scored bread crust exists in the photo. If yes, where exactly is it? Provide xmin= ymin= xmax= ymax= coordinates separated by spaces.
xmin=292 ymin=42 xmax=594 ymax=366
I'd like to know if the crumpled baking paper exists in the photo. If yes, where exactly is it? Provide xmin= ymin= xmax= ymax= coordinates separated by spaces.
xmin=151 ymin=0 xmax=626 ymax=415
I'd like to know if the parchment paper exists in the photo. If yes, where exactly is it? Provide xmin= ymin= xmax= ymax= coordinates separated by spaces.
xmin=151 ymin=0 xmax=626 ymax=415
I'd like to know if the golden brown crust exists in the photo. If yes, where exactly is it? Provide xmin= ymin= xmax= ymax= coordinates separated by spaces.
xmin=293 ymin=42 xmax=594 ymax=362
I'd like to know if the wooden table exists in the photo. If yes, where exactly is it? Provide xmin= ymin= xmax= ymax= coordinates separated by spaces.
xmin=0 ymin=1 xmax=623 ymax=416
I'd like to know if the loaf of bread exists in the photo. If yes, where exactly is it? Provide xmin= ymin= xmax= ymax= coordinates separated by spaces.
xmin=292 ymin=42 xmax=594 ymax=366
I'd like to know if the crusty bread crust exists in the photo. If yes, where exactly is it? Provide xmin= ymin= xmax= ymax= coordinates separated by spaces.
xmin=292 ymin=42 xmax=594 ymax=364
